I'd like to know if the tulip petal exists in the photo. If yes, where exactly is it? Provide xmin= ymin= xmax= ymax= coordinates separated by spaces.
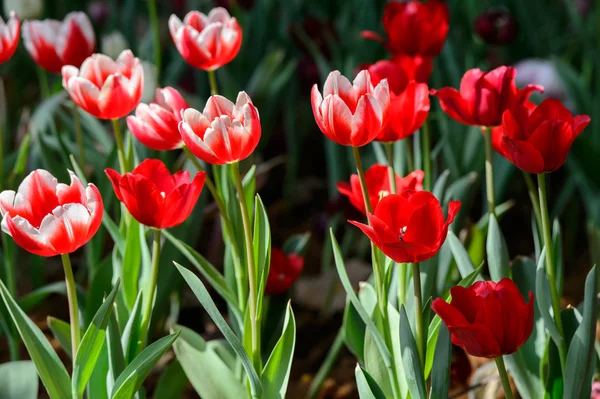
xmin=322 ymin=95 xmax=353 ymax=146
xmin=105 ymin=168 xmax=124 ymax=201
xmin=3 ymin=216 xmax=56 ymax=257
xmin=432 ymin=87 xmax=474 ymax=126
xmin=501 ymin=136 xmax=545 ymax=174
xmin=118 ymin=174 xmax=165 ymax=228
xmin=42 ymin=203 xmax=92 ymax=254
xmin=573 ymin=115 xmax=591 ymax=136
xmin=132 ymin=159 xmax=177 ymax=195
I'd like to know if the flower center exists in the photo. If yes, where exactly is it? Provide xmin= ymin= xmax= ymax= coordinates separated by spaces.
xmin=398 ymin=226 xmax=407 ymax=242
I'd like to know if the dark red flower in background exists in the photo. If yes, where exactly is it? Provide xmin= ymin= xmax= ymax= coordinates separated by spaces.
xmin=432 ymin=66 xmax=543 ymax=127
xmin=265 ymin=248 xmax=304 ymax=295
xmin=492 ymin=99 xmax=590 ymax=174
xmin=474 ymin=7 xmax=518 ymax=46
xmin=432 ymin=278 xmax=534 ymax=358
xmin=350 ymin=190 xmax=460 ymax=263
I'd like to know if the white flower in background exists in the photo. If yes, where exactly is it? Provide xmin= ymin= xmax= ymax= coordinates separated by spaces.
xmin=514 ymin=59 xmax=566 ymax=101
xmin=101 ymin=31 xmax=128 ymax=60
xmin=4 ymin=0 xmax=43 ymax=20
xmin=140 ymin=61 xmax=157 ymax=103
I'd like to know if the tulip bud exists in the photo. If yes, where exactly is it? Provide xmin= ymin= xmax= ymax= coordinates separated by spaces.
xmin=474 ymin=7 xmax=518 ymax=45
xmin=3 ymin=0 xmax=43 ymax=20
xmin=87 ymin=1 xmax=110 ymax=26
xmin=101 ymin=31 xmax=128 ymax=60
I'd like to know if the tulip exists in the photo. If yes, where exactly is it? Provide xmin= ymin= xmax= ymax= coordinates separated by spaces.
xmin=127 ymin=87 xmax=188 ymax=151
xmin=432 ymin=65 xmax=543 ymax=127
xmin=179 ymin=92 xmax=261 ymax=165
xmin=474 ymin=7 xmax=518 ymax=46
xmin=0 ymin=11 xmax=20 ymax=64
xmin=311 ymin=70 xmax=390 ymax=147
xmin=4 ymin=0 xmax=42 ymax=20
xmin=493 ymin=99 xmax=590 ymax=174
xmin=105 ymin=159 xmax=205 ymax=229
xmin=265 ymin=248 xmax=304 ymax=296
xmin=349 ymin=190 xmax=460 ymax=263
xmin=169 ymin=7 xmax=242 ymax=71
xmin=364 ymin=60 xmax=430 ymax=142
xmin=0 ymin=169 xmax=103 ymax=257
xmin=62 ymin=49 xmax=144 ymax=120
xmin=337 ymin=164 xmax=424 ymax=215
xmin=431 ymin=278 xmax=534 ymax=358
xmin=22 ymin=11 xmax=95 ymax=73
xmin=391 ymin=54 xmax=433 ymax=84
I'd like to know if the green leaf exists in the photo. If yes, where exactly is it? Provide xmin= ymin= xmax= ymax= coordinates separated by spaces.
xmin=429 ymin=324 xmax=451 ymax=399
xmin=535 ymin=249 xmax=563 ymax=346
xmin=107 ymin=307 xmax=125 ymax=388
xmin=262 ymin=302 xmax=296 ymax=399
xmin=432 ymin=169 xmax=451 ymax=202
xmin=0 ymin=361 xmax=39 ymax=399
xmin=121 ymin=290 xmax=143 ymax=364
xmin=122 ymin=220 xmax=143 ymax=310
xmin=342 ymin=298 xmax=366 ymax=362
xmin=563 ymin=265 xmax=598 ymax=398
xmin=447 ymin=231 xmax=481 ymax=279
xmin=153 ymin=360 xmax=187 ymax=399
xmin=173 ymin=325 xmax=247 ymax=399
xmin=486 ymin=214 xmax=510 ymax=280
xmin=552 ymin=220 xmax=564 ymax=296
xmin=175 ymin=263 xmax=263 ymax=397
xmin=254 ymin=195 xmax=271 ymax=318
xmin=47 ymin=317 xmax=72 ymax=358
xmin=111 ymin=332 xmax=180 ymax=399
xmin=0 ymin=280 xmax=70 ymax=399
xmin=355 ymin=365 xmax=387 ymax=399
xmin=399 ymin=305 xmax=427 ymax=399
xmin=19 ymin=281 xmax=86 ymax=313
xmin=73 ymin=280 xmax=120 ymax=396
xmin=282 ymin=232 xmax=311 ymax=256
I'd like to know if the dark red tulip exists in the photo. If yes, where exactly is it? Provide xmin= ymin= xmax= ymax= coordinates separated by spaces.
xmin=265 ymin=248 xmax=304 ymax=296
xmin=432 ymin=66 xmax=543 ymax=127
xmin=432 ymin=278 xmax=534 ymax=358
xmin=337 ymin=164 xmax=424 ymax=216
xmin=492 ymin=99 xmax=590 ymax=174
xmin=350 ymin=190 xmax=460 ymax=263
xmin=474 ymin=7 xmax=518 ymax=46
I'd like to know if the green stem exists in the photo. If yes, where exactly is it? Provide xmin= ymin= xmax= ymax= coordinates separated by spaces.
xmin=182 ymin=147 xmax=246 ymax=309
xmin=139 ymin=229 xmax=162 ymax=348
xmin=537 ymin=173 xmax=567 ymax=371
xmin=0 ymin=117 xmax=4 ymax=191
xmin=483 ymin=127 xmax=496 ymax=216
xmin=494 ymin=356 xmax=515 ymax=399
xmin=398 ymin=263 xmax=407 ymax=306
xmin=111 ymin=119 xmax=128 ymax=173
xmin=422 ymin=121 xmax=432 ymax=191
xmin=61 ymin=254 xmax=80 ymax=366
xmin=232 ymin=162 xmax=260 ymax=374
xmin=147 ymin=0 xmax=161 ymax=79
xmin=385 ymin=142 xmax=397 ymax=194
xmin=405 ymin=139 xmax=414 ymax=172
xmin=1 ymin=234 xmax=19 ymax=360
xmin=412 ymin=262 xmax=424 ymax=365
xmin=37 ymin=67 xmax=50 ymax=99
xmin=522 ymin=171 xmax=543 ymax=232
xmin=208 ymin=70 xmax=219 ymax=96
xmin=307 ymin=330 xmax=344 ymax=399
xmin=72 ymin=106 xmax=86 ymax=170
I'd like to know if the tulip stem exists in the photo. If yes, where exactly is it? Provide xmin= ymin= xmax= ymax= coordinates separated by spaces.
xmin=111 ymin=119 xmax=128 ymax=173
xmin=147 ymin=0 xmax=161 ymax=79
xmin=385 ymin=143 xmax=397 ymax=194
xmin=60 ymin=253 xmax=80 ymax=367
xmin=182 ymin=147 xmax=246 ymax=309
xmin=483 ymin=126 xmax=496 ymax=217
xmin=494 ymin=356 xmax=515 ymax=399
xmin=232 ymin=161 xmax=261 ymax=374
xmin=405 ymin=139 xmax=414 ymax=172
xmin=36 ymin=67 xmax=50 ymax=99
xmin=208 ymin=70 xmax=219 ymax=96
xmin=522 ymin=171 xmax=543 ymax=232
xmin=537 ymin=173 xmax=567 ymax=370
xmin=398 ymin=263 xmax=407 ymax=306
xmin=139 ymin=229 xmax=162 ymax=349
xmin=412 ymin=262 xmax=424 ymax=365
xmin=72 ymin=106 xmax=86 ymax=171
xmin=422 ymin=121 xmax=432 ymax=191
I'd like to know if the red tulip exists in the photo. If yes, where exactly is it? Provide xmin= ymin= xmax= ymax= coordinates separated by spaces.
xmin=62 ymin=50 xmax=144 ymax=120
xmin=474 ymin=7 xmax=518 ymax=46
xmin=432 ymin=278 xmax=534 ymax=358
xmin=169 ymin=7 xmax=242 ymax=71
xmin=365 ymin=60 xmax=430 ymax=142
xmin=22 ymin=11 xmax=95 ymax=73
xmin=492 ymin=99 xmax=590 ymax=174
xmin=179 ymin=92 xmax=261 ymax=165
xmin=0 ymin=12 xmax=20 ymax=64
xmin=126 ymin=87 xmax=188 ymax=151
xmin=311 ymin=70 xmax=390 ymax=147
xmin=265 ymin=247 xmax=304 ymax=296
xmin=106 ymin=159 xmax=205 ymax=229
xmin=350 ymin=190 xmax=460 ymax=263
xmin=432 ymin=66 xmax=543 ymax=127
xmin=391 ymin=54 xmax=433 ymax=84
xmin=337 ymin=164 xmax=424 ymax=215
xmin=0 ymin=170 xmax=103 ymax=257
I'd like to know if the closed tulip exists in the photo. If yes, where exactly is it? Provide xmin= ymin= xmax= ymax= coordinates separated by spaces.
xmin=126 ymin=87 xmax=188 ymax=151
xmin=22 ymin=11 xmax=95 ymax=73
xmin=62 ymin=49 xmax=144 ymax=120
xmin=493 ymin=99 xmax=590 ymax=174
xmin=169 ymin=7 xmax=242 ymax=71
xmin=265 ymin=248 xmax=304 ymax=296
xmin=0 ymin=12 xmax=20 ymax=64
xmin=105 ymin=159 xmax=205 ymax=229
xmin=337 ymin=164 xmax=424 ymax=215
xmin=350 ymin=190 xmax=460 ymax=263
xmin=311 ymin=70 xmax=390 ymax=147
xmin=432 ymin=279 xmax=534 ymax=358
xmin=432 ymin=66 xmax=543 ymax=127
xmin=0 ymin=170 xmax=103 ymax=257
xmin=179 ymin=92 xmax=261 ymax=165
